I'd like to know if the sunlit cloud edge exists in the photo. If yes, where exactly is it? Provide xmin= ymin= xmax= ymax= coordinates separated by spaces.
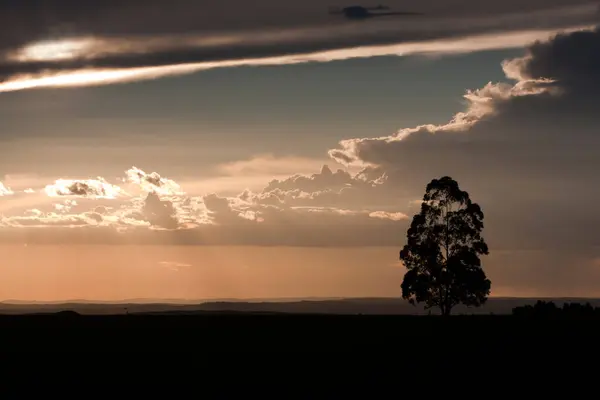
xmin=0 ymin=25 xmax=593 ymax=93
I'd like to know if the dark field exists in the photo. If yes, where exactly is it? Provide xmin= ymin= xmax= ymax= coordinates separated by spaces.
xmin=1 ymin=298 xmax=598 ymax=353
xmin=1 ymin=312 xmax=599 ymax=353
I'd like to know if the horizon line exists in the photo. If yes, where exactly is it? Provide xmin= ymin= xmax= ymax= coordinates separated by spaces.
xmin=3 ymin=296 xmax=600 ymax=305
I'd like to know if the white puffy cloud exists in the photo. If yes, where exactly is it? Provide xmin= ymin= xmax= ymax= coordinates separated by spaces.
xmin=0 ymin=162 xmax=409 ymax=245
xmin=238 ymin=164 xmax=395 ymax=210
xmin=45 ymin=178 xmax=124 ymax=199
xmin=0 ymin=182 xmax=13 ymax=196
xmin=0 ymin=166 xmax=209 ymax=230
xmin=124 ymin=166 xmax=184 ymax=196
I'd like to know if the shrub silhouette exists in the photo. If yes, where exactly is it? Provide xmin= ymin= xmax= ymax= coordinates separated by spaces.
xmin=512 ymin=301 xmax=600 ymax=318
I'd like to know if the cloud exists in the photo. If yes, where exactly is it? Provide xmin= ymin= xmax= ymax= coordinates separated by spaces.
xmin=3 ymin=26 xmax=600 ymax=253
xmin=141 ymin=192 xmax=180 ymax=230
xmin=369 ymin=211 xmax=408 ymax=221
xmin=0 ymin=163 xmax=409 ymax=245
xmin=158 ymin=261 xmax=192 ymax=272
xmin=327 ymin=26 xmax=600 ymax=253
xmin=1 ymin=167 xmax=189 ymax=231
xmin=45 ymin=178 xmax=124 ymax=199
xmin=328 ymin=27 xmax=600 ymax=172
xmin=0 ymin=201 xmax=409 ymax=246
xmin=503 ymin=27 xmax=600 ymax=88
xmin=0 ymin=174 xmax=48 ymax=193
xmin=0 ymin=182 xmax=13 ymax=196
xmin=262 ymin=164 xmax=379 ymax=193
xmin=124 ymin=166 xmax=184 ymax=196
xmin=236 ymin=164 xmax=395 ymax=210
xmin=0 ymin=0 xmax=598 ymax=91
xmin=1 ymin=208 xmax=104 ymax=228
xmin=328 ymin=75 xmax=553 ymax=167
xmin=216 ymin=154 xmax=328 ymax=177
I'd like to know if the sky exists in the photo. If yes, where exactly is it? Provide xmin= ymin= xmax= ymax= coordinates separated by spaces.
xmin=0 ymin=0 xmax=599 ymax=301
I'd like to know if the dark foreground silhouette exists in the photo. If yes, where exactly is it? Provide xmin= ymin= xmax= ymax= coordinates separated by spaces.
xmin=1 ymin=301 xmax=599 ymax=353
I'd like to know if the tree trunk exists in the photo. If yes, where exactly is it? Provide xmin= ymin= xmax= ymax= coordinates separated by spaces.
xmin=441 ymin=305 xmax=452 ymax=317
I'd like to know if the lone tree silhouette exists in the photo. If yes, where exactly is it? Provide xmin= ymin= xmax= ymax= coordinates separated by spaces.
xmin=399 ymin=176 xmax=490 ymax=316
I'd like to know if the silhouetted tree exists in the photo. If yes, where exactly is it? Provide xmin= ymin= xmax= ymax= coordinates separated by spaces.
xmin=399 ymin=176 xmax=490 ymax=316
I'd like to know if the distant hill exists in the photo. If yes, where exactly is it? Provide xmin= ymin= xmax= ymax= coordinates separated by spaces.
xmin=1 ymin=297 xmax=600 ymax=316
xmin=0 ymin=296 xmax=342 ymax=305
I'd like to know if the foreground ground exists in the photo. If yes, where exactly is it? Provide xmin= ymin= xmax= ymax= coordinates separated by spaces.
xmin=0 ymin=312 xmax=598 ymax=353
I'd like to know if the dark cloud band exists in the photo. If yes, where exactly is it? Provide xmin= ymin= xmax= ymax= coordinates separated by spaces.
xmin=0 ymin=0 xmax=598 ymax=82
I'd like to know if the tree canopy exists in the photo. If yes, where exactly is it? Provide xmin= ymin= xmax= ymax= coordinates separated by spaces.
xmin=400 ymin=176 xmax=490 ymax=316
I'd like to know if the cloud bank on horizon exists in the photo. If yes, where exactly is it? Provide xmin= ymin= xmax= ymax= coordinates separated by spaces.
xmin=0 ymin=0 xmax=599 ymax=91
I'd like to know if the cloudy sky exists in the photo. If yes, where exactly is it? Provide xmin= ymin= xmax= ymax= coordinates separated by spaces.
xmin=1 ymin=0 xmax=599 ymax=301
